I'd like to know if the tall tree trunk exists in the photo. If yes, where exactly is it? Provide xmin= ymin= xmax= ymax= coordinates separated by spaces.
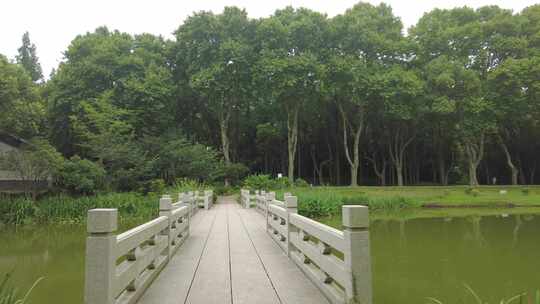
xmin=339 ymin=104 xmax=363 ymax=187
xmin=468 ymin=160 xmax=480 ymax=186
xmin=464 ymin=133 xmax=485 ymax=187
xmin=219 ymin=109 xmax=232 ymax=186
xmin=529 ymin=161 xmax=536 ymax=185
xmin=366 ymin=152 xmax=387 ymax=186
xmin=389 ymin=127 xmax=415 ymax=187
xmin=438 ymin=158 xmax=448 ymax=186
xmin=287 ymin=106 xmax=299 ymax=184
xmin=500 ymin=141 xmax=519 ymax=185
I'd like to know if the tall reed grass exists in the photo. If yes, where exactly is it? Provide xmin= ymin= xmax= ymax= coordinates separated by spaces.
xmin=0 ymin=273 xmax=43 ymax=304
xmin=0 ymin=192 xmax=160 ymax=225
xmin=276 ymin=188 xmax=418 ymax=218
xmin=426 ymin=284 xmax=540 ymax=304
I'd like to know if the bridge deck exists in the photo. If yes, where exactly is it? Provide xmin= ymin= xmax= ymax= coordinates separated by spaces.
xmin=138 ymin=196 xmax=329 ymax=304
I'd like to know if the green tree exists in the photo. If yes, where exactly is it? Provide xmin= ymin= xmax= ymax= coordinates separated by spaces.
xmin=381 ymin=66 xmax=424 ymax=186
xmin=0 ymin=54 xmax=44 ymax=138
xmin=47 ymin=28 xmax=175 ymax=156
xmin=256 ymin=7 xmax=327 ymax=184
xmin=174 ymin=7 xmax=255 ymax=173
xmin=411 ymin=7 xmax=506 ymax=186
xmin=58 ymin=156 xmax=106 ymax=194
xmin=16 ymin=32 xmax=43 ymax=82
xmin=327 ymin=2 xmax=405 ymax=186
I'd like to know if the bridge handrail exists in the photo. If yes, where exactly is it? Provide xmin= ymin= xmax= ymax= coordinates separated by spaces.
xmin=243 ymin=189 xmax=372 ymax=304
xmin=84 ymin=190 xmax=211 ymax=304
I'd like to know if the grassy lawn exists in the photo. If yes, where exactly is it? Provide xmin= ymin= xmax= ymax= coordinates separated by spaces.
xmin=270 ymin=185 xmax=540 ymax=219
xmin=285 ymin=185 xmax=540 ymax=206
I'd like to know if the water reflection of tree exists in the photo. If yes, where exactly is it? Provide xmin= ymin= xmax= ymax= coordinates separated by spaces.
xmin=399 ymin=219 xmax=407 ymax=247
xmin=511 ymin=215 xmax=522 ymax=248
xmin=464 ymin=216 xmax=486 ymax=246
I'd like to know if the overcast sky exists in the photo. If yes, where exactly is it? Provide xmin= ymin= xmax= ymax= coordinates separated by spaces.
xmin=1 ymin=0 xmax=537 ymax=77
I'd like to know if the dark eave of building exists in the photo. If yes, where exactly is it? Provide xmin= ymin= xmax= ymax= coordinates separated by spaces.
xmin=0 ymin=131 xmax=28 ymax=148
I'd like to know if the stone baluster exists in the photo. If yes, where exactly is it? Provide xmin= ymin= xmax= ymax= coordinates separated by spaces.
xmin=265 ymin=191 xmax=275 ymax=231
xmin=342 ymin=205 xmax=372 ymax=304
xmin=159 ymin=195 xmax=173 ymax=259
xmin=285 ymin=195 xmax=297 ymax=257
xmin=85 ymin=209 xmax=118 ymax=304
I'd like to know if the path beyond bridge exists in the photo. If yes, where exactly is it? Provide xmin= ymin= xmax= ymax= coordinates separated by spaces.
xmin=84 ymin=191 xmax=371 ymax=304
xmin=138 ymin=197 xmax=329 ymax=304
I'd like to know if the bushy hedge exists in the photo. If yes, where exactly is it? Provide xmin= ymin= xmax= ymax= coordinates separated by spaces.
xmin=275 ymin=189 xmax=417 ymax=218
xmin=242 ymin=174 xmax=310 ymax=190
xmin=57 ymin=156 xmax=106 ymax=194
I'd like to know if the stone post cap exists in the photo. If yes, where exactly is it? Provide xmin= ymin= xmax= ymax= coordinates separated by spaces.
xmin=284 ymin=196 xmax=297 ymax=208
xmin=342 ymin=205 xmax=369 ymax=229
xmin=162 ymin=194 xmax=171 ymax=199
xmin=87 ymin=209 xmax=118 ymax=233
xmin=160 ymin=197 xmax=173 ymax=211
xmin=284 ymin=192 xmax=292 ymax=198
xmin=265 ymin=192 xmax=275 ymax=200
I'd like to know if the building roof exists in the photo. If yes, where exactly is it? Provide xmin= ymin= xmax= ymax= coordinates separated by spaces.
xmin=0 ymin=131 xmax=28 ymax=148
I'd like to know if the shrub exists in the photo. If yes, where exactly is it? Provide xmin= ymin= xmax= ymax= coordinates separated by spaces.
xmin=57 ymin=156 xmax=105 ymax=194
xmin=294 ymin=178 xmax=310 ymax=187
xmin=243 ymin=174 xmax=275 ymax=190
xmin=212 ymin=163 xmax=249 ymax=185
xmin=274 ymin=177 xmax=291 ymax=189
xmin=465 ymin=187 xmax=480 ymax=197
xmin=138 ymin=179 xmax=166 ymax=195
xmin=0 ymin=192 xmax=160 ymax=225
xmin=213 ymin=185 xmax=236 ymax=196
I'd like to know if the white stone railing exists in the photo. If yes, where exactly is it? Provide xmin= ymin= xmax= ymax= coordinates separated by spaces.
xmin=199 ymin=190 xmax=214 ymax=210
xmin=84 ymin=190 xmax=211 ymax=304
xmin=240 ymin=189 xmax=253 ymax=208
xmin=243 ymin=189 xmax=372 ymax=304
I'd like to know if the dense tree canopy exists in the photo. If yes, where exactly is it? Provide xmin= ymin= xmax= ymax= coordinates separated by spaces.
xmin=2 ymin=2 xmax=540 ymax=189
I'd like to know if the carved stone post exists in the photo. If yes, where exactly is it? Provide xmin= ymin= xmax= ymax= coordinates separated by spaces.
xmin=285 ymin=195 xmax=297 ymax=257
xmin=265 ymin=191 xmax=275 ymax=231
xmin=159 ymin=195 xmax=173 ymax=259
xmin=342 ymin=205 xmax=372 ymax=304
xmin=85 ymin=209 xmax=117 ymax=304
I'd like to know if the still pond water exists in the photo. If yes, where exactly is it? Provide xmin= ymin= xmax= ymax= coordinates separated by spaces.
xmin=2 ymin=208 xmax=540 ymax=303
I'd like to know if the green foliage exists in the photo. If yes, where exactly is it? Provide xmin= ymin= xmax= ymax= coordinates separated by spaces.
xmin=0 ymin=272 xmax=44 ymax=304
xmin=212 ymin=163 xmax=249 ymax=185
xmin=243 ymin=174 xmax=275 ymax=190
xmin=0 ymin=192 xmax=160 ymax=225
xmin=276 ymin=188 xmax=415 ymax=218
xmin=294 ymin=178 xmax=309 ymax=187
xmin=1 ymin=3 xmax=539 ymax=193
xmin=465 ymin=187 xmax=481 ymax=197
xmin=154 ymin=135 xmax=222 ymax=183
xmin=57 ymin=156 xmax=105 ymax=194
xmin=212 ymin=185 xmax=237 ymax=196
xmin=0 ymin=55 xmax=44 ymax=138
xmin=274 ymin=177 xmax=292 ymax=189
xmin=16 ymin=32 xmax=43 ymax=82
xmin=138 ymin=179 xmax=166 ymax=195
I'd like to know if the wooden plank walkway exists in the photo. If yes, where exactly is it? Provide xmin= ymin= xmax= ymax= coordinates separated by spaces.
xmin=138 ymin=196 xmax=329 ymax=304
